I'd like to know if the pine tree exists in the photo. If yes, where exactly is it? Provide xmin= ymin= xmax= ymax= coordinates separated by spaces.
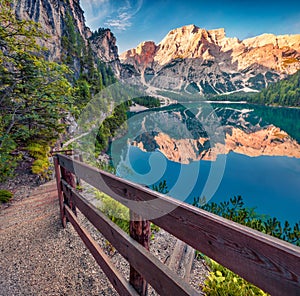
xmin=0 ymin=0 xmax=74 ymax=178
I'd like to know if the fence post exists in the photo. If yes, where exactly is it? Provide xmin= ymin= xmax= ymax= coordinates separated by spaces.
xmin=60 ymin=159 xmax=77 ymax=216
xmin=74 ymin=154 xmax=82 ymax=188
xmin=54 ymin=156 xmax=67 ymax=227
xmin=129 ymin=210 xmax=150 ymax=296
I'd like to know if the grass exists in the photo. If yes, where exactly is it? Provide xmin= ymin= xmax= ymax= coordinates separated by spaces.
xmin=0 ymin=189 xmax=13 ymax=203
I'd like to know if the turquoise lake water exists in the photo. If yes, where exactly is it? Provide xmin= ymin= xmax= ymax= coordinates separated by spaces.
xmin=112 ymin=103 xmax=300 ymax=225
xmin=116 ymin=146 xmax=300 ymax=225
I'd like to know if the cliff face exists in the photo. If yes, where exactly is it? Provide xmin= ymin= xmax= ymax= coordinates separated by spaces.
xmin=90 ymin=29 xmax=121 ymax=76
xmin=120 ymin=25 xmax=300 ymax=94
xmin=14 ymin=0 xmax=88 ymax=60
xmin=14 ymin=0 xmax=121 ymax=75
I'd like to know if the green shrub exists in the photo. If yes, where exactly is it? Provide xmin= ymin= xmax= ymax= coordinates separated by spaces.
xmin=27 ymin=142 xmax=50 ymax=178
xmin=0 ymin=189 xmax=13 ymax=203
xmin=95 ymin=190 xmax=130 ymax=233
xmin=31 ymin=158 xmax=50 ymax=175
xmin=194 ymin=195 xmax=300 ymax=245
xmin=0 ymin=136 xmax=19 ymax=182
xmin=27 ymin=142 xmax=49 ymax=158
xmin=95 ymin=190 xmax=159 ymax=239
xmin=202 ymin=258 xmax=268 ymax=296
xmin=193 ymin=195 xmax=299 ymax=294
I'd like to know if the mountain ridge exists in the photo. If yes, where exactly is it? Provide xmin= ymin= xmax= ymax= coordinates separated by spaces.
xmin=120 ymin=24 xmax=300 ymax=95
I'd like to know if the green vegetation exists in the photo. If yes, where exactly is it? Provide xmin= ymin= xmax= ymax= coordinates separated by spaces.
xmin=194 ymin=195 xmax=300 ymax=245
xmin=151 ymin=180 xmax=169 ymax=194
xmin=92 ymin=95 xmax=160 ymax=157
xmin=131 ymin=96 xmax=161 ymax=108
xmin=0 ymin=1 xmax=118 ymax=180
xmin=95 ymin=190 xmax=130 ymax=233
xmin=251 ymin=70 xmax=300 ymax=107
xmin=213 ymin=91 xmax=257 ymax=102
xmin=27 ymin=142 xmax=51 ymax=179
xmin=0 ymin=134 xmax=19 ymax=182
xmin=203 ymin=70 xmax=300 ymax=108
xmin=0 ymin=0 xmax=74 ymax=179
xmin=89 ymin=28 xmax=110 ymax=40
xmin=193 ymin=195 xmax=299 ymax=294
xmin=0 ymin=190 xmax=13 ymax=203
xmin=202 ymin=258 xmax=268 ymax=296
xmin=182 ymin=69 xmax=300 ymax=107
xmin=61 ymin=12 xmax=116 ymax=112
xmin=95 ymin=101 xmax=130 ymax=155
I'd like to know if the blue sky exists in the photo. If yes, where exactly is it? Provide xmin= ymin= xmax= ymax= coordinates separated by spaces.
xmin=80 ymin=0 xmax=300 ymax=53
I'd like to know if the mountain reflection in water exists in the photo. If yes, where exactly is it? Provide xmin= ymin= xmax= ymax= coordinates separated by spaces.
xmin=112 ymin=103 xmax=300 ymax=225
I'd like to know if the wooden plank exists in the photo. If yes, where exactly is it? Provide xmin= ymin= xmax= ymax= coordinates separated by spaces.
xmin=168 ymin=240 xmax=195 ymax=281
xmin=64 ymin=205 xmax=139 ymax=296
xmin=129 ymin=210 xmax=150 ymax=295
xmin=62 ymin=181 xmax=199 ymax=296
xmin=53 ymin=156 xmax=66 ymax=227
xmin=57 ymin=154 xmax=184 ymax=217
xmin=50 ymin=149 xmax=74 ymax=156
xmin=58 ymin=155 xmax=300 ymax=295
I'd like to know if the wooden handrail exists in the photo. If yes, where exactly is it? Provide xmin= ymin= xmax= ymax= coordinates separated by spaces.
xmin=62 ymin=180 xmax=198 ymax=295
xmin=50 ymin=149 xmax=74 ymax=156
xmin=64 ymin=204 xmax=140 ymax=296
xmin=55 ymin=154 xmax=300 ymax=296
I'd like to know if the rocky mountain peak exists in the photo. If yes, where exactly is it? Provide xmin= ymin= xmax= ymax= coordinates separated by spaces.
xmin=207 ymin=28 xmax=226 ymax=41
xmin=136 ymin=41 xmax=157 ymax=55
xmin=243 ymin=33 xmax=300 ymax=48
xmin=120 ymin=41 xmax=157 ymax=74
xmin=90 ymin=28 xmax=121 ymax=76
xmin=120 ymin=24 xmax=300 ymax=95
xmin=164 ymin=24 xmax=201 ymax=38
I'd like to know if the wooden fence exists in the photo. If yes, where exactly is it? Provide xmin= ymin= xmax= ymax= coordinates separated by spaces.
xmin=54 ymin=154 xmax=300 ymax=296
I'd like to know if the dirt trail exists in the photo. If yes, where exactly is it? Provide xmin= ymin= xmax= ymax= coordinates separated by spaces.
xmin=0 ymin=180 xmax=117 ymax=296
xmin=0 ymin=180 xmax=208 ymax=295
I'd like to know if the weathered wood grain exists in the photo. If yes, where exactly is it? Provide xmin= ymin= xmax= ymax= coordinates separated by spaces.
xmin=129 ymin=210 xmax=150 ymax=295
xmin=53 ymin=156 xmax=66 ymax=227
xmin=62 ymin=181 xmax=199 ymax=296
xmin=58 ymin=155 xmax=300 ymax=296
xmin=64 ymin=205 xmax=139 ymax=296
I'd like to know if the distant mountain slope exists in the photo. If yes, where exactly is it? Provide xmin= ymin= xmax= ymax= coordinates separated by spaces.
xmin=120 ymin=25 xmax=300 ymax=95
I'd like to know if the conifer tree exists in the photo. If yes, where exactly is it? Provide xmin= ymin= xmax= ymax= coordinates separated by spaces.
xmin=0 ymin=0 xmax=74 ymax=178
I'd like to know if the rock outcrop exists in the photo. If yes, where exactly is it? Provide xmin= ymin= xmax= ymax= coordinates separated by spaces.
xmin=14 ymin=0 xmax=121 ymax=76
xmin=120 ymin=25 xmax=300 ymax=94
xmin=90 ymin=29 xmax=121 ymax=76
xmin=14 ymin=0 xmax=88 ymax=60
xmin=132 ymin=125 xmax=300 ymax=163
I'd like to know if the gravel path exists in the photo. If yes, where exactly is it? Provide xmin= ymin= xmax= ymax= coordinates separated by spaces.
xmin=0 ymin=180 xmax=209 ymax=295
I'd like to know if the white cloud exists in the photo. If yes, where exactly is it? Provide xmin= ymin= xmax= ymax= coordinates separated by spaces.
xmin=80 ymin=0 xmax=111 ymax=29
xmin=105 ymin=10 xmax=132 ymax=31
xmin=81 ymin=0 xmax=143 ymax=31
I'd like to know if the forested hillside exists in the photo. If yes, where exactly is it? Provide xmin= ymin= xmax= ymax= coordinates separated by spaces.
xmin=0 ymin=0 xmax=116 ymax=181
xmin=252 ymin=70 xmax=300 ymax=107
